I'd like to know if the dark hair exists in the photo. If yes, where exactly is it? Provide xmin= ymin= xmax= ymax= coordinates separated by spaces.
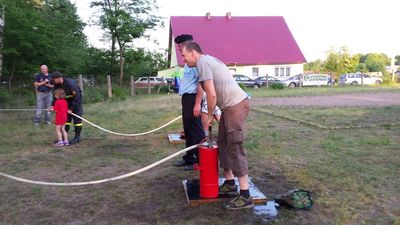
xmin=54 ymin=88 xmax=66 ymax=99
xmin=174 ymin=34 xmax=193 ymax=44
xmin=183 ymin=41 xmax=203 ymax=54
xmin=51 ymin=71 xmax=63 ymax=79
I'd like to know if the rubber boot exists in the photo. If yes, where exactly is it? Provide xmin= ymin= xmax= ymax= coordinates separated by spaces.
xmin=69 ymin=134 xmax=80 ymax=145
xmin=65 ymin=124 xmax=70 ymax=132
xmin=69 ymin=126 xmax=81 ymax=145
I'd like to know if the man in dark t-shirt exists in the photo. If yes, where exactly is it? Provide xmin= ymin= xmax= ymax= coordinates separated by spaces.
xmin=33 ymin=65 xmax=53 ymax=126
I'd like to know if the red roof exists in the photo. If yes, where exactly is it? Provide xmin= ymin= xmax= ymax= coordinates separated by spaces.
xmin=170 ymin=16 xmax=306 ymax=66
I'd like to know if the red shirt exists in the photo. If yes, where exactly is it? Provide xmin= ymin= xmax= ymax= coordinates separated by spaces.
xmin=53 ymin=99 xmax=68 ymax=125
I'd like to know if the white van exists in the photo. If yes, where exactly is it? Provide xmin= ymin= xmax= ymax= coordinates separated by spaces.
xmin=302 ymin=74 xmax=331 ymax=86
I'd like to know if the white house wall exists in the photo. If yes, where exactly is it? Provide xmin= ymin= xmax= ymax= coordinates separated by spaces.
xmin=170 ymin=43 xmax=179 ymax=67
xmin=228 ymin=64 xmax=304 ymax=80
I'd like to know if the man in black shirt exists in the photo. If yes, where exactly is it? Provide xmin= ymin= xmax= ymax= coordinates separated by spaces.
xmin=51 ymin=71 xmax=83 ymax=144
xmin=33 ymin=65 xmax=53 ymax=126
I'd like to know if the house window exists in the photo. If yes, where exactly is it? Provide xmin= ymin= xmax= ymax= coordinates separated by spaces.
xmin=275 ymin=66 xmax=292 ymax=77
xmin=252 ymin=67 xmax=259 ymax=77
xmin=280 ymin=68 xmax=284 ymax=77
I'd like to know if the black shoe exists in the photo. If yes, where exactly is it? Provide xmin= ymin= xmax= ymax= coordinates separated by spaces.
xmin=174 ymin=159 xmax=193 ymax=167
xmin=184 ymin=165 xmax=195 ymax=171
xmin=69 ymin=136 xmax=81 ymax=145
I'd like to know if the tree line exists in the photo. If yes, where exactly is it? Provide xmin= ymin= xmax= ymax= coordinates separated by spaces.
xmin=0 ymin=0 xmax=167 ymax=91
xmin=305 ymin=47 xmax=399 ymax=81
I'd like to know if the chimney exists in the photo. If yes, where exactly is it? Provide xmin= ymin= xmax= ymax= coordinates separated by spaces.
xmin=226 ymin=12 xmax=232 ymax=20
xmin=206 ymin=12 xmax=211 ymax=20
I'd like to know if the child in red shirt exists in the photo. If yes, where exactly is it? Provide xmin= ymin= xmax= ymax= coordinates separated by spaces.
xmin=50 ymin=88 xmax=69 ymax=146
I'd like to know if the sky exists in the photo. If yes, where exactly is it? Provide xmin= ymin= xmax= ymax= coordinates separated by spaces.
xmin=71 ymin=0 xmax=400 ymax=62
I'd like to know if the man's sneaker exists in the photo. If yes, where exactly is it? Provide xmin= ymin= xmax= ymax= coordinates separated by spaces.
xmin=54 ymin=141 xmax=64 ymax=147
xmin=63 ymin=141 xmax=69 ymax=146
xmin=219 ymin=182 xmax=238 ymax=195
xmin=34 ymin=122 xmax=40 ymax=126
xmin=225 ymin=195 xmax=254 ymax=210
xmin=45 ymin=121 xmax=51 ymax=125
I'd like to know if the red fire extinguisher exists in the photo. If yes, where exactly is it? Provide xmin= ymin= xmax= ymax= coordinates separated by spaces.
xmin=194 ymin=126 xmax=219 ymax=199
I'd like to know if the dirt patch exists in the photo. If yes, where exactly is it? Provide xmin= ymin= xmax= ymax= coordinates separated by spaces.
xmin=252 ymin=92 xmax=400 ymax=107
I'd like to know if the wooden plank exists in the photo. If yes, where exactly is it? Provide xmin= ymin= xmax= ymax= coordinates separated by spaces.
xmin=182 ymin=178 xmax=267 ymax=206
xmin=168 ymin=134 xmax=185 ymax=144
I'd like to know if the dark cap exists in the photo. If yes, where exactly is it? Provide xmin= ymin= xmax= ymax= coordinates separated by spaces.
xmin=51 ymin=71 xmax=63 ymax=79
xmin=174 ymin=34 xmax=193 ymax=44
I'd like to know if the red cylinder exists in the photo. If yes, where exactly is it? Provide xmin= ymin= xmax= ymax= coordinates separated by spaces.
xmin=196 ymin=144 xmax=219 ymax=198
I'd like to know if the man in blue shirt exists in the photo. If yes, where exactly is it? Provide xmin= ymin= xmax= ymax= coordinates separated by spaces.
xmin=174 ymin=34 xmax=205 ymax=169
xmin=33 ymin=65 xmax=53 ymax=126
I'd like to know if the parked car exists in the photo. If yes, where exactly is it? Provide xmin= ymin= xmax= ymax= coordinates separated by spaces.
xmin=338 ymin=73 xmax=382 ymax=86
xmin=281 ymin=74 xmax=332 ymax=88
xmin=254 ymin=76 xmax=281 ymax=86
xmin=233 ymin=74 xmax=262 ymax=88
xmin=281 ymin=75 xmax=300 ymax=87
xmin=302 ymin=74 xmax=332 ymax=86
xmin=164 ymin=77 xmax=175 ymax=86
xmin=134 ymin=76 xmax=168 ymax=88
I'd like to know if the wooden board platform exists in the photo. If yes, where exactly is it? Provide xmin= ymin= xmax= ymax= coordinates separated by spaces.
xmin=182 ymin=177 xmax=267 ymax=206
xmin=168 ymin=134 xmax=185 ymax=144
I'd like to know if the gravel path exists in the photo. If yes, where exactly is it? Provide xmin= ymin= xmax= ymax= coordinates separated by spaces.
xmin=251 ymin=92 xmax=400 ymax=107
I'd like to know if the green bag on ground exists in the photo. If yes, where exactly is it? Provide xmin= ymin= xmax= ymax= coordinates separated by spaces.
xmin=274 ymin=189 xmax=313 ymax=210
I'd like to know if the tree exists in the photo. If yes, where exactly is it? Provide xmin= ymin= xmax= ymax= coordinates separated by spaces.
xmin=304 ymin=59 xmax=324 ymax=73
xmin=123 ymin=48 xmax=167 ymax=79
xmin=394 ymin=55 xmax=400 ymax=66
xmin=91 ymin=0 xmax=162 ymax=85
xmin=364 ymin=53 xmax=390 ymax=72
xmin=323 ymin=47 xmax=358 ymax=76
xmin=2 ymin=0 xmax=87 ymax=90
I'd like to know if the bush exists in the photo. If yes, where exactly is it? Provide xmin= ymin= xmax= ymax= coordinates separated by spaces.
xmin=83 ymin=85 xmax=106 ymax=104
xmin=0 ymin=88 xmax=12 ymax=107
xmin=269 ymin=83 xmax=285 ymax=89
xmin=238 ymin=83 xmax=247 ymax=91
xmin=381 ymin=71 xmax=395 ymax=85
xmin=112 ymin=86 xmax=128 ymax=100
xmin=156 ymin=85 xmax=172 ymax=94
xmin=12 ymin=86 xmax=36 ymax=106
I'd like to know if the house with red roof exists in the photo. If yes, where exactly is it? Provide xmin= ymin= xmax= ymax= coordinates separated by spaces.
xmin=160 ymin=12 xmax=306 ymax=79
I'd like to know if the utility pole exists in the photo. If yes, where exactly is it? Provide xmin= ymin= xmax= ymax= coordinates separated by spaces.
xmin=391 ymin=57 xmax=395 ymax=82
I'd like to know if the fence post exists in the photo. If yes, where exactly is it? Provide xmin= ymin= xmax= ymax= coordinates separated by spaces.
xmin=78 ymin=74 xmax=83 ymax=95
xmin=107 ymin=75 xmax=112 ymax=98
xmin=147 ymin=76 xmax=151 ymax=94
xmin=266 ymin=74 xmax=269 ymax=88
xmin=130 ymin=76 xmax=135 ymax=96
xmin=299 ymin=73 xmax=303 ymax=88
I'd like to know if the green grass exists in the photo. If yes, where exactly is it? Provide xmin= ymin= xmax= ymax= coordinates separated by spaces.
xmin=248 ymin=84 xmax=400 ymax=98
xmin=1 ymin=90 xmax=400 ymax=225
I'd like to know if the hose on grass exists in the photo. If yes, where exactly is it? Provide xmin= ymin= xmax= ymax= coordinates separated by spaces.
xmin=0 ymin=108 xmax=182 ymax=137
xmin=0 ymin=108 xmax=190 ymax=186
xmin=69 ymin=112 xmax=182 ymax=137
xmin=0 ymin=144 xmax=198 ymax=186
